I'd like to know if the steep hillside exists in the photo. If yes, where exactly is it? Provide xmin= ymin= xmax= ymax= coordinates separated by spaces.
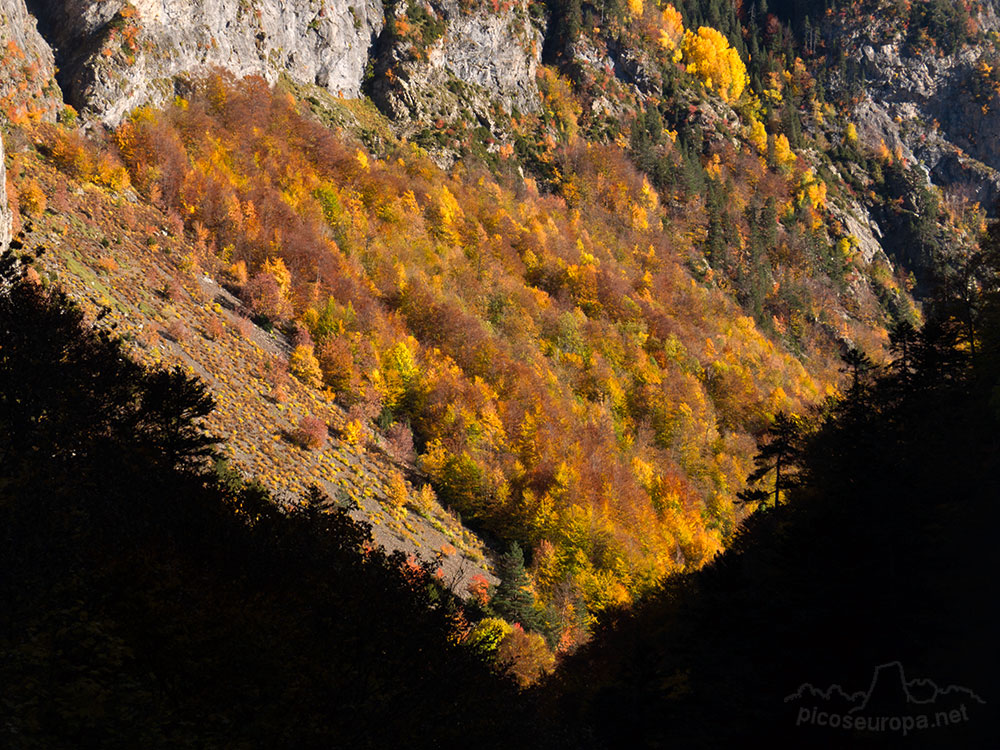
xmin=0 ymin=0 xmax=60 ymax=123
xmin=545 ymin=229 xmax=1000 ymax=747
xmin=1 ymin=130 xmax=9 ymax=248
xmin=0 ymin=261 xmax=555 ymax=747
xmin=3 ymin=73 xmax=918 ymax=679
xmin=5 ymin=137 xmax=496 ymax=593
xmin=740 ymin=0 xmax=1000 ymax=285
xmin=1 ymin=6 xmax=995 ymax=748
xmin=783 ymin=0 xmax=1000 ymax=208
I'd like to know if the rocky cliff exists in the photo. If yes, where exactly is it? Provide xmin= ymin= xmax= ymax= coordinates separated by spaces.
xmin=1 ymin=132 xmax=10 ymax=251
xmin=0 ymin=0 xmax=60 ymax=123
xmin=370 ymin=0 xmax=541 ymax=150
xmin=18 ymin=0 xmax=542 ymax=132
xmin=825 ymin=0 xmax=1000 ymax=214
xmin=24 ymin=0 xmax=385 ymax=125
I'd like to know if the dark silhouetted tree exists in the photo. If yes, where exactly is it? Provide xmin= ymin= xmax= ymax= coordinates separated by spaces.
xmin=737 ymin=411 xmax=803 ymax=508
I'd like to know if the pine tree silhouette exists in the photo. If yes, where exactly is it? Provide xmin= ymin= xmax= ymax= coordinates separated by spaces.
xmin=737 ymin=411 xmax=803 ymax=508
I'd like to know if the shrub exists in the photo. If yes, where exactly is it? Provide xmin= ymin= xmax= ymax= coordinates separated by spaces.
xmin=49 ymin=128 xmax=94 ymax=179
xmin=58 ymin=105 xmax=78 ymax=128
xmin=234 ymin=315 xmax=255 ymax=340
xmin=495 ymin=624 xmax=555 ymax=687
xmin=165 ymin=210 xmax=185 ymax=237
xmin=466 ymin=574 xmax=491 ymax=608
xmin=159 ymin=277 xmax=184 ymax=301
xmin=386 ymin=470 xmax=410 ymax=509
xmin=23 ymin=265 xmax=42 ymax=286
xmin=262 ymin=356 xmax=289 ymax=401
xmin=138 ymin=326 xmax=160 ymax=349
xmin=465 ymin=617 xmax=511 ymax=657
xmin=414 ymin=483 xmax=436 ymax=514
xmin=263 ymin=356 xmax=289 ymax=388
xmin=290 ymin=322 xmax=314 ymax=349
xmin=204 ymin=317 xmax=225 ymax=340
xmin=289 ymin=344 xmax=323 ymax=387
xmin=343 ymin=418 xmax=366 ymax=446
xmin=226 ymin=260 xmax=248 ymax=287
xmin=292 ymin=415 xmax=327 ymax=450
xmin=165 ymin=320 xmax=189 ymax=343
xmin=95 ymin=255 xmax=119 ymax=274
xmin=385 ymin=421 xmax=415 ymax=463
xmin=95 ymin=153 xmax=131 ymax=192
xmin=18 ymin=179 xmax=46 ymax=216
xmin=245 ymin=271 xmax=292 ymax=322
xmin=317 ymin=336 xmax=359 ymax=396
xmin=50 ymin=180 xmax=71 ymax=212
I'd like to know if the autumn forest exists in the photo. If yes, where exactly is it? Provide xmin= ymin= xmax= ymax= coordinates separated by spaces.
xmin=2 ymin=0 xmax=997 ymax=746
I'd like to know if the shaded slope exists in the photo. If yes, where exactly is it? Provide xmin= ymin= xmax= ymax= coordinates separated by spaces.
xmin=0 ymin=256 xmax=553 ymax=748
xmin=546 ymin=286 xmax=1000 ymax=747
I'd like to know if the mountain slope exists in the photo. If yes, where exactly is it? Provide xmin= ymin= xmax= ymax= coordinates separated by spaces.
xmin=0 ymin=0 xmax=60 ymax=123
xmin=3 ymin=0 xmax=984 ymax=677
xmin=0 ymin=259 xmax=555 ymax=748
xmin=546 ymin=255 xmax=1000 ymax=747
xmin=1 ymin=131 xmax=9 ymax=248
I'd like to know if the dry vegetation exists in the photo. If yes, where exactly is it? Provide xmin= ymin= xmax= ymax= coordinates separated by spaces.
xmin=5 ymin=143 xmax=492 ymax=597
xmin=6 ymin=71 xmax=860 ymax=640
xmin=3 ymin=0 xmax=935 ymax=666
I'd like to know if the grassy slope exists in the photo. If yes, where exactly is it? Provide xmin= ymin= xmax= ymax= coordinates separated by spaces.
xmin=8 ymin=149 xmax=495 ymax=594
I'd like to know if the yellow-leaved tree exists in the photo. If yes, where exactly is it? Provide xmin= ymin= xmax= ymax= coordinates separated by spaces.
xmin=746 ymin=116 xmax=768 ymax=155
xmin=537 ymin=67 xmax=581 ymax=146
xmin=680 ymin=26 xmax=748 ymax=103
xmin=262 ymin=256 xmax=292 ymax=298
xmin=427 ymin=186 xmax=463 ymax=245
xmin=771 ymin=133 xmax=796 ymax=172
xmin=289 ymin=344 xmax=323 ymax=387
xmin=658 ymin=4 xmax=685 ymax=58
xmin=245 ymin=256 xmax=293 ymax=321
xmin=798 ymin=169 xmax=827 ymax=211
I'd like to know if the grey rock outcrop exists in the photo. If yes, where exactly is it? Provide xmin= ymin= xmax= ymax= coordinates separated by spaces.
xmin=829 ymin=2 xmax=1000 ymax=213
xmin=25 ymin=0 xmax=385 ymax=125
xmin=16 ymin=0 xmax=544 ymax=142
xmin=1 ymin=131 xmax=10 ymax=252
xmin=371 ymin=0 xmax=541 ymax=157
xmin=0 ymin=0 xmax=60 ymax=122
xmin=430 ymin=0 xmax=540 ymax=114
xmin=827 ymin=190 xmax=888 ymax=267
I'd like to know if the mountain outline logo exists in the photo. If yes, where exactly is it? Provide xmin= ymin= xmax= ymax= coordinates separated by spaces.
xmin=785 ymin=661 xmax=986 ymax=712
xmin=786 ymin=661 xmax=986 ymax=735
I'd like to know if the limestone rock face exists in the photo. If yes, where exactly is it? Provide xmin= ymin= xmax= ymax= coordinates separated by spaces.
xmin=1 ymin=132 xmax=10 ymax=252
xmin=17 ymin=0 xmax=544 ymax=139
xmin=828 ymin=1 xmax=1000 ymax=213
xmin=24 ymin=0 xmax=385 ymax=125
xmin=432 ymin=0 xmax=541 ymax=113
xmin=0 ymin=0 xmax=60 ymax=122
xmin=370 ymin=0 xmax=541 ymax=161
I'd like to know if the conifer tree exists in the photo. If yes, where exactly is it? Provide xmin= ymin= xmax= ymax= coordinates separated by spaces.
xmin=841 ymin=346 xmax=874 ymax=395
xmin=888 ymin=320 xmax=918 ymax=379
xmin=491 ymin=542 xmax=540 ymax=629
xmin=737 ymin=411 xmax=803 ymax=508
